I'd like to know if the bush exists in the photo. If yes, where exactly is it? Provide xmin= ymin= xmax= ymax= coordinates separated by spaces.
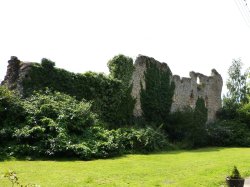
xmin=0 ymin=88 xmax=172 ymax=160
xmin=238 ymin=102 xmax=250 ymax=127
xmin=207 ymin=120 xmax=250 ymax=147
xmin=166 ymin=98 xmax=208 ymax=148
xmin=120 ymin=126 xmax=171 ymax=153
xmin=0 ymin=86 xmax=24 ymax=146
xmin=22 ymin=63 xmax=126 ymax=125
xmin=41 ymin=58 xmax=55 ymax=69
xmin=7 ymin=90 xmax=97 ymax=158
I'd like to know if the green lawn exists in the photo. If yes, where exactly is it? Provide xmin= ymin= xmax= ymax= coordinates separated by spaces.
xmin=1 ymin=147 xmax=250 ymax=186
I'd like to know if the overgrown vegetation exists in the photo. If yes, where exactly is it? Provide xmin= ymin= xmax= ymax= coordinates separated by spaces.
xmin=209 ymin=58 xmax=250 ymax=147
xmin=167 ymin=98 xmax=208 ymax=147
xmin=0 ymin=87 xmax=171 ymax=160
xmin=22 ymin=58 xmax=129 ymax=125
xmin=1 ymin=55 xmax=250 ymax=160
xmin=140 ymin=59 xmax=175 ymax=123
xmin=107 ymin=54 xmax=135 ymax=125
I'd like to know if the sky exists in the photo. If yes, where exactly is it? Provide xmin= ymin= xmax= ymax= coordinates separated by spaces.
xmin=0 ymin=0 xmax=250 ymax=95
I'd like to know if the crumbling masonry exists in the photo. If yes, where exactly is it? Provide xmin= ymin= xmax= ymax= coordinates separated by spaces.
xmin=131 ymin=55 xmax=223 ymax=122
xmin=2 ymin=56 xmax=223 ymax=122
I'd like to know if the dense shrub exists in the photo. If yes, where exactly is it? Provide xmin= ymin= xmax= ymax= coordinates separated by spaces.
xmin=22 ymin=62 xmax=124 ymax=125
xmin=41 ymin=58 xmax=55 ymax=69
xmin=207 ymin=120 xmax=250 ymax=147
xmin=237 ymin=102 xmax=250 ymax=127
xmin=11 ymin=90 xmax=96 ymax=157
xmin=0 ymin=88 xmax=171 ymax=160
xmin=167 ymin=98 xmax=208 ymax=148
xmin=120 ymin=126 xmax=171 ymax=153
xmin=0 ymin=86 xmax=24 ymax=146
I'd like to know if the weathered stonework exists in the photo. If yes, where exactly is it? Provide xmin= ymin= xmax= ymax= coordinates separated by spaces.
xmin=171 ymin=69 xmax=223 ymax=122
xmin=2 ymin=55 xmax=223 ymax=122
xmin=1 ymin=56 xmax=32 ymax=95
xmin=131 ymin=55 xmax=173 ymax=117
xmin=131 ymin=55 xmax=223 ymax=122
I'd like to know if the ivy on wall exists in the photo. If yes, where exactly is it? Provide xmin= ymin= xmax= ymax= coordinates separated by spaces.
xmin=22 ymin=59 xmax=123 ymax=125
xmin=107 ymin=54 xmax=136 ymax=125
xmin=22 ymin=56 xmax=136 ymax=126
xmin=140 ymin=59 xmax=175 ymax=123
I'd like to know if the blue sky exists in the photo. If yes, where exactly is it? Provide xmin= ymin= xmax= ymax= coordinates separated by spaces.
xmin=1 ymin=0 xmax=250 ymax=94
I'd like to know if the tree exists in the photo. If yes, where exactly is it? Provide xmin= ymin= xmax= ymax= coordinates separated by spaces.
xmin=226 ymin=58 xmax=249 ymax=105
xmin=218 ymin=59 xmax=249 ymax=120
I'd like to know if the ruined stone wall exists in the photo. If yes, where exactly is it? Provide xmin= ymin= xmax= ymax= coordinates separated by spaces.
xmin=131 ymin=55 xmax=173 ymax=117
xmin=131 ymin=56 xmax=147 ymax=117
xmin=131 ymin=55 xmax=223 ymax=122
xmin=2 ymin=55 xmax=223 ymax=122
xmin=1 ymin=56 xmax=32 ymax=95
xmin=171 ymin=70 xmax=223 ymax=122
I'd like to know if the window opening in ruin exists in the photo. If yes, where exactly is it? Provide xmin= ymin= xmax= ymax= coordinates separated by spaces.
xmin=197 ymin=77 xmax=200 ymax=85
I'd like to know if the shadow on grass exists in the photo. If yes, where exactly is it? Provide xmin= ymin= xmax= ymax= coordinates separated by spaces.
xmin=0 ymin=147 xmax=242 ymax=162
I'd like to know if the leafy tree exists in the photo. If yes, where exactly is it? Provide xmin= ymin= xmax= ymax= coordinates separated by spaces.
xmin=219 ymin=59 xmax=249 ymax=120
xmin=225 ymin=58 xmax=249 ymax=105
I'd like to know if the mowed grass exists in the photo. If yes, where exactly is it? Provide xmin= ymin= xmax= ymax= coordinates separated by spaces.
xmin=1 ymin=148 xmax=250 ymax=187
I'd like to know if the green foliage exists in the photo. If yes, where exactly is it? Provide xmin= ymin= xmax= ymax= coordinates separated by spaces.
xmin=0 ymin=88 xmax=170 ymax=160
xmin=167 ymin=107 xmax=194 ymax=142
xmin=217 ymin=97 xmax=240 ymax=120
xmin=167 ymin=98 xmax=208 ymax=147
xmin=229 ymin=166 xmax=242 ymax=179
xmin=237 ymin=102 xmax=250 ymax=127
xmin=218 ymin=59 xmax=249 ymax=120
xmin=207 ymin=120 xmax=250 ymax=147
xmin=7 ymin=90 xmax=97 ymax=158
xmin=225 ymin=58 xmax=249 ymax=105
xmin=120 ymin=126 xmax=171 ymax=153
xmin=108 ymin=54 xmax=134 ymax=86
xmin=107 ymin=54 xmax=136 ymax=125
xmin=0 ymin=86 xmax=24 ymax=147
xmin=219 ymin=59 xmax=249 ymax=120
xmin=22 ymin=61 xmax=124 ymax=125
xmin=213 ymin=59 xmax=250 ymax=148
xmin=41 ymin=58 xmax=55 ymax=69
xmin=140 ymin=60 xmax=175 ymax=123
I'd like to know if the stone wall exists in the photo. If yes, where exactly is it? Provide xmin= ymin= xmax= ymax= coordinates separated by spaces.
xmin=131 ymin=55 xmax=223 ymax=122
xmin=1 ymin=56 xmax=32 ymax=95
xmin=171 ymin=70 xmax=223 ymax=122
xmin=2 ymin=55 xmax=223 ymax=122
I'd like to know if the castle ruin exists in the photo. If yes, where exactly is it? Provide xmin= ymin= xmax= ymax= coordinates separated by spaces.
xmin=1 ymin=55 xmax=223 ymax=122
xmin=131 ymin=55 xmax=223 ymax=122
